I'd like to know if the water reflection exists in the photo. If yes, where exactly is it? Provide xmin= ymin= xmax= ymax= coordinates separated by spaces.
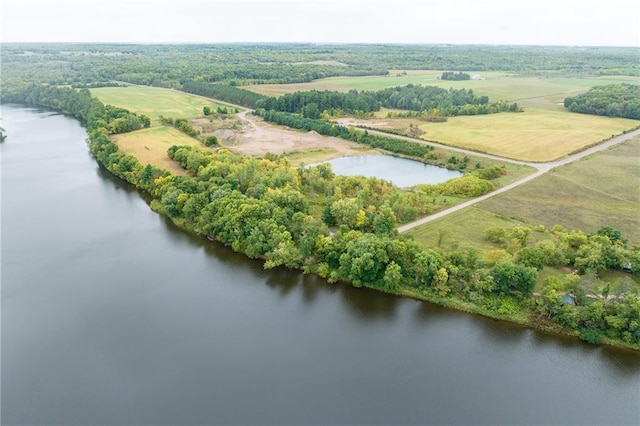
xmin=321 ymin=154 xmax=462 ymax=187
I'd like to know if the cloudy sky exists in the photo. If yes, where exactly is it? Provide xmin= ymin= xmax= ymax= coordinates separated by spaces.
xmin=1 ymin=0 xmax=639 ymax=46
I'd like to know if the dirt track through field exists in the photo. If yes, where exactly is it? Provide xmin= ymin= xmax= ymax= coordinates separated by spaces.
xmin=396 ymin=128 xmax=640 ymax=232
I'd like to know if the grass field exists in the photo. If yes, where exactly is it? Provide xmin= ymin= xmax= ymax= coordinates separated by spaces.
xmin=245 ymin=71 xmax=639 ymax=106
xmin=407 ymin=136 xmax=640 ymax=249
xmin=415 ymin=108 xmax=639 ymax=161
xmin=91 ymin=86 xmax=233 ymax=124
xmin=111 ymin=126 xmax=201 ymax=174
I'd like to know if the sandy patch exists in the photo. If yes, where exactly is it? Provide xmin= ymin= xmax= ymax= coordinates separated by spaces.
xmin=222 ymin=112 xmax=376 ymax=162
xmin=334 ymin=117 xmax=392 ymax=129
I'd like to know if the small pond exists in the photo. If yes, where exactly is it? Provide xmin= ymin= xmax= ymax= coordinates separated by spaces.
xmin=317 ymin=155 xmax=462 ymax=187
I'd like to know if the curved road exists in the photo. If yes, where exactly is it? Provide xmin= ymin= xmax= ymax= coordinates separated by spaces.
xmin=397 ymin=128 xmax=640 ymax=232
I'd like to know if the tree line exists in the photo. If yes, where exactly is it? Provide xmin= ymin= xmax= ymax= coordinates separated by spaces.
xmin=182 ymin=81 xmax=266 ymax=108
xmin=256 ymin=85 xmax=521 ymax=119
xmin=7 ymin=84 xmax=639 ymax=349
xmin=256 ymin=90 xmax=380 ymax=117
xmin=564 ymin=84 xmax=640 ymax=120
xmin=4 ymin=44 xmax=637 ymax=93
xmin=374 ymin=85 xmax=521 ymax=115
xmin=3 ymin=83 xmax=150 ymax=133
xmin=441 ymin=71 xmax=471 ymax=80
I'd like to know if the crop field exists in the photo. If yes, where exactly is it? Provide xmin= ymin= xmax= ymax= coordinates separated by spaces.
xmin=111 ymin=126 xmax=201 ymax=174
xmin=407 ymin=136 xmax=640 ymax=249
xmin=91 ymin=86 xmax=233 ymax=124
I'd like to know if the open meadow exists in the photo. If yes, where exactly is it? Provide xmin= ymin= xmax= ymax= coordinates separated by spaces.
xmin=110 ymin=126 xmax=201 ymax=175
xmin=91 ymin=86 xmax=233 ymax=124
xmin=407 ymin=136 xmax=640 ymax=249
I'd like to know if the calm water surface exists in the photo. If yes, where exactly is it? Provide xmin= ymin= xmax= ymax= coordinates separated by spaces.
xmin=2 ymin=105 xmax=639 ymax=425
xmin=320 ymin=154 xmax=462 ymax=187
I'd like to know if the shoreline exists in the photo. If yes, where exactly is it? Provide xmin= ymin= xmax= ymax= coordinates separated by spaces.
xmin=5 ymin=98 xmax=637 ymax=352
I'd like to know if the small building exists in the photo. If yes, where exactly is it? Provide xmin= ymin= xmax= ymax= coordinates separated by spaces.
xmin=471 ymin=74 xmax=482 ymax=80
xmin=561 ymin=294 xmax=576 ymax=306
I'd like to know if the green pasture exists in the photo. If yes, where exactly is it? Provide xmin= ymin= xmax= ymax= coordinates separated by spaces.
xmin=91 ymin=86 xmax=232 ymax=124
xmin=406 ymin=207 xmax=532 ymax=252
xmin=407 ymin=136 xmax=640 ymax=249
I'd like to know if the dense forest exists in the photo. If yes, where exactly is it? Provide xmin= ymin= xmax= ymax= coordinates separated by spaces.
xmin=564 ymin=84 xmax=640 ymax=119
xmin=2 ymin=44 xmax=638 ymax=92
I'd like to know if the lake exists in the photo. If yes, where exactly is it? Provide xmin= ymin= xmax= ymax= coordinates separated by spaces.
xmin=317 ymin=154 xmax=462 ymax=187
xmin=2 ymin=104 xmax=639 ymax=425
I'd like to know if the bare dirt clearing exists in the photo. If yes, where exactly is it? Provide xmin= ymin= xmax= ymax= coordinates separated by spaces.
xmin=212 ymin=112 xmax=376 ymax=164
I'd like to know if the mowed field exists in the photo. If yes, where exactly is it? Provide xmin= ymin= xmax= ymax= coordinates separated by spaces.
xmin=110 ymin=126 xmax=201 ymax=175
xmin=407 ymin=136 xmax=640 ymax=249
xmin=91 ymin=86 xmax=232 ymax=124
xmin=414 ymin=108 xmax=638 ymax=161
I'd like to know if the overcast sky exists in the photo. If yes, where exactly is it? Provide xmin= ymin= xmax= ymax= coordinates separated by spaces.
xmin=1 ymin=0 xmax=639 ymax=46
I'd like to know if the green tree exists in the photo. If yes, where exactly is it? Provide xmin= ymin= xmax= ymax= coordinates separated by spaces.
xmin=383 ymin=261 xmax=403 ymax=292
xmin=491 ymin=260 xmax=537 ymax=295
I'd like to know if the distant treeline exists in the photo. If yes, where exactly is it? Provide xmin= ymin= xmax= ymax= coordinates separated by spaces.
xmin=182 ymin=82 xmax=266 ymax=108
xmin=3 ymin=44 xmax=638 ymax=91
xmin=564 ymin=84 xmax=640 ymax=120
xmin=441 ymin=71 xmax=471 ymax=80
xmin=257 ymin=85 xmax=521 ymax=117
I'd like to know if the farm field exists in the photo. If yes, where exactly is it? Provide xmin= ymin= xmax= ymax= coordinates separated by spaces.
xmin=91 ymin=86 xmax=233 ymax=124
xmin=110 ymin=126 xmax=201 ymax=174
xmin=406 ymin=136 xmax=640 ymax=249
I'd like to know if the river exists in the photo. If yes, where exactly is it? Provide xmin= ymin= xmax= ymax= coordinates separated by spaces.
xmin=2 ymin=105 xmax=639 ymax=425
